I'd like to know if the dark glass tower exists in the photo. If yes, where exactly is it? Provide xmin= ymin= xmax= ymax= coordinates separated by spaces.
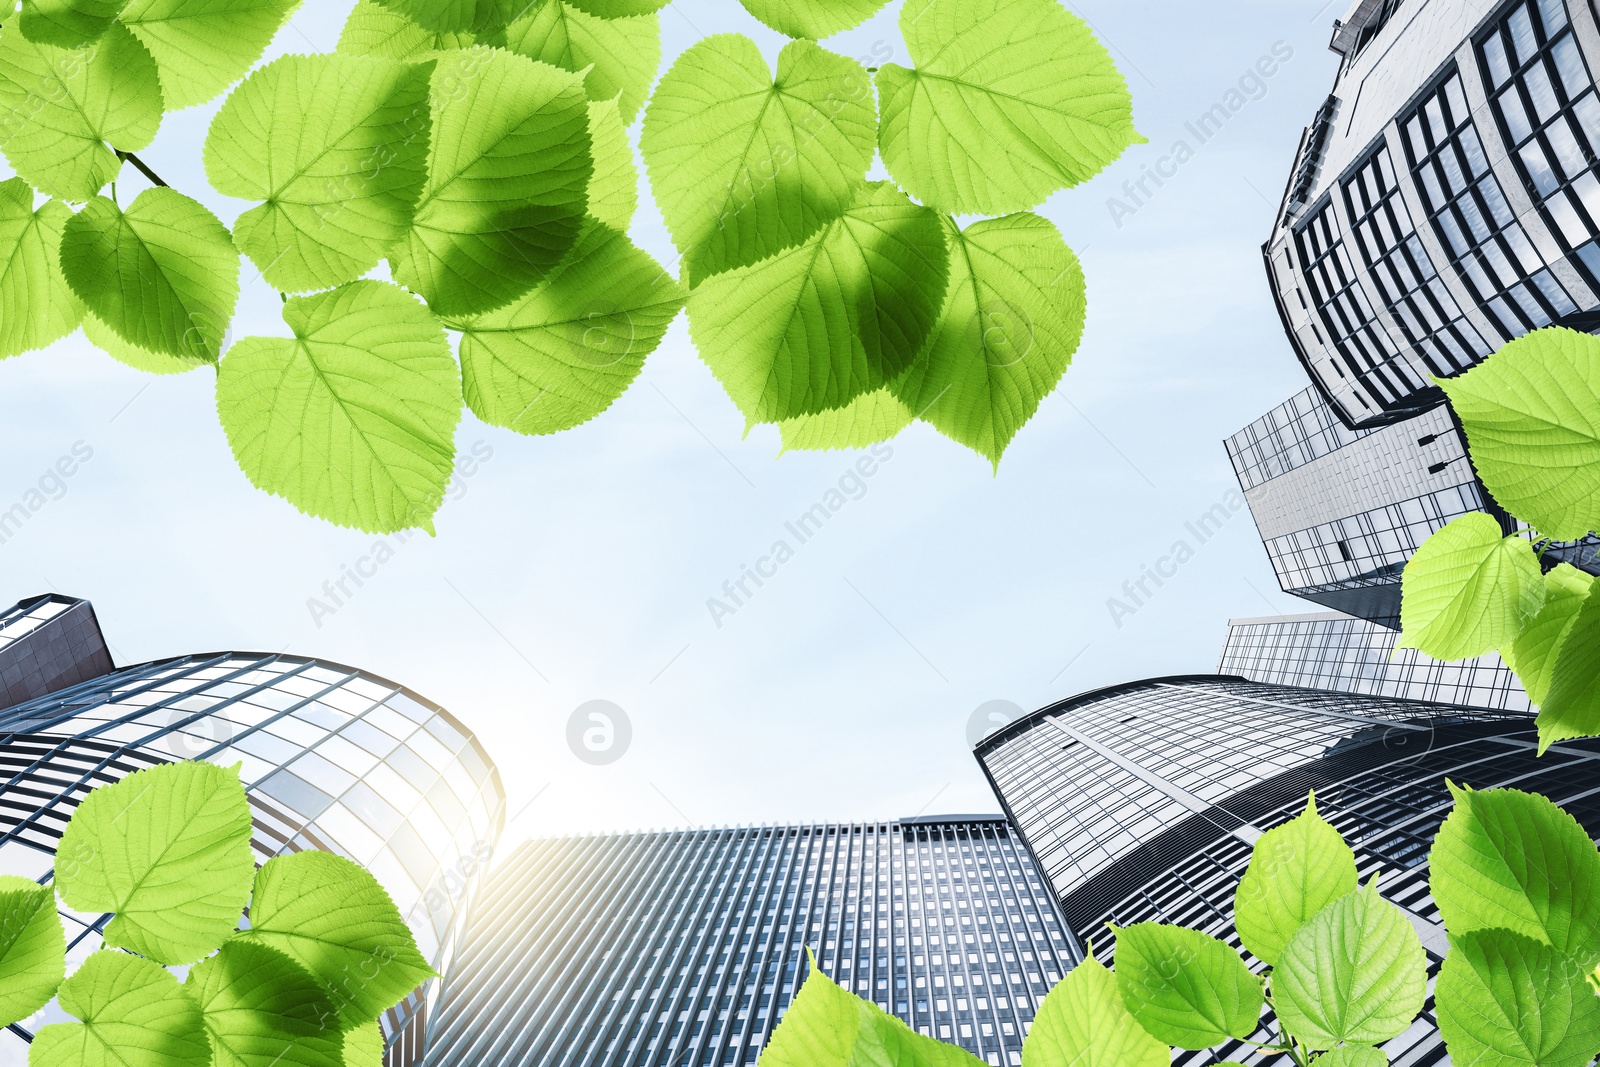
xmin=975 ymin=674 xmax=1600 ymax=1066
xmin=421 ymin=817 xmax=1075 ymax=1067
xmin=0 ymin=596 xmax=503 ymax=1067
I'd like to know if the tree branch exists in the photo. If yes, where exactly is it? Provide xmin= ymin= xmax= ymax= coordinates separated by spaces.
xmin=115 ymin=151 xmax=169 ymax=189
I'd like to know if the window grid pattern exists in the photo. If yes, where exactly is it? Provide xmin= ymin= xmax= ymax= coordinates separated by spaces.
xmin=1217 ymin=615 xmax=1530 ymax=711
xmin=0 ymin=596 xmax=113 ymax=711
xmin=1344 ymin=144 xmax=1491 ymax=377
xmin=1480 ymin=0 xmax=1600 ymax=287
xmin=1225 ymin=388 xmax=1370 ymax=491
xmin=1295 ymin=198 xmax=1427 ymax=405
xmin=1261 ymin=482 xmax=1491 ymax=595
xmin=0 ymin=598 xmax=70 ymax=653
xmin=977 ymin=679 xmax=1509 ymax=909
xmin=0 ymin=651 xmax=503 ymax=1067
xmin=1404 ymin=68 xmax=1582 ymax=338
xmin=979 ymin=677 xmax=1566 ymax=1066
xmin=423 ymin=821 xmax=1075 ymax=1067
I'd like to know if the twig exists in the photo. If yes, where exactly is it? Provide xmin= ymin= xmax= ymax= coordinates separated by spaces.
xmin=115 ymin=151 xmax=169 ymax=189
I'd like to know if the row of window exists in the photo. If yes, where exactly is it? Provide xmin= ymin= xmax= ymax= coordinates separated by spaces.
xmin=1219 ymin=617 xmax=1530 ymax=711
xmin=1262 ymin=483 xmax=1489 ymax=594
xmin=423 ymin=825 xmax=1074 ymax=1067
xmin=1288 ymin=0 xmax=1600 ymax=420
xmin=1225 ymin=388 xmax=1371 ymax=490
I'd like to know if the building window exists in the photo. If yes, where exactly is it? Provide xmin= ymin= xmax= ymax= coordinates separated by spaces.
xmin=1403 ymin=67 xmax=1580 ymax=339
xmin=1342 ymin=144 xmax=1492 ymax=378
xmin=1479 ymin=0 xmax=1600 ymax=291
xmin=1294 ymin=198 xmax=1423 ymax=405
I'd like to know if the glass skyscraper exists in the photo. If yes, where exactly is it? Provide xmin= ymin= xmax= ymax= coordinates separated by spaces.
xmin=1270 ymin=0 xmax=1600 ymax=427
xmin=1238 ymin=0 xmax=1600 ymax=624
xmin=421 ymin=817 xmax=1074 ymax=1067
xmin=1219 ymin=610 xmax=1529 ymax=709
xmin=974 ymin=675 xmax=1600 ymax=1066
xmin=0 ymin=595 xmax=504 ymax=1067
xmin=1225 ymin=388 xmax=1491 ymax=626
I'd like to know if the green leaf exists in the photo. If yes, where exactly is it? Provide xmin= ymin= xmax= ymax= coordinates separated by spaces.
xmin=688 ymin=181 xmax=948 ymax=423
xmin=29 ymin=951 xmax=209 ymax=1067
xmin=0 ymin=179 xmax=81 ymax=358
xmin=777 ymin=388 xmax=912 ymax=453
xmin=1274 ymin=883 xmax=1429 ymax=1049
xmin=59 ymin=187 xmax=239 ymax=362
xmin=889 ymin=212 xmax=1085 ymax=468
xmin=1539 ymin=582 xmax=1600 ymax=750
xmin=0 ymin=875 xmax=63 ymax=1027
xmin=120 ymin=0 xmax=301 ymax=110
xmin=1020 ymin=953 xmax=1167 ymax=1067
xmin=1439 ymin=327 xmax=1600 ymax=542
xmin=641 ymin=35 xmax=876 ymax=284
xmin=876 ymin=0 xmax=1141 ymax=215
xmin=0 ymin=23 xmax=162 ymax=201
xmin=1503 ymin=563 xmax=1594 ymax=706
xmin=390 ymin=46 xmax=591 ymax=317
xmin=1429 ymin=783 xmax=1600 ymax=968
xmin=758 ymin=951 xmax=986 ymax=1066
xmin=1397 ymin=513 xmax=1545 ymax=660
xmin=83 ymin=311 xmax=205 ymax=373
xmin=188 ymin=940 xmax=345 ymax=1067
xmin=19 ymin=0 xmax=129 ymax=48
xmin=237 ymin=850 xmax=435 ymax=1031
xmin=371 ymin=0 xmax=518 ymax=33
xmin=1310 ymin=1049 xmax=1387 ymax=1067
xmin=562 ymin=0 xmax=669 ymax=16
xmin=1234 ymin=792 xmax=1358 ymax=967
xmin=343 ymin=1024 xmax=384 ymax=1066
xmin=54 ymin=761 xmax=254 ymax=965
xmin=585 ymin=98 xmax=636 ymax=232
xmin=1437 ymin=928 xmax=1600 ymax=1067
xmin=455 ymin=221 xmax=681 ymax=436
xmin=215 ymin=280 xmax=461 ymax=534
xmin=1112 ymin=923 xmax=1263 ymax=1050
xmin=501 ymin=2 xmax=660 ymax=124
xmin=205 ymin=53 xmax=433 ymax=293
xmin=337 ymin=1 xmax=475 ymax=58
xmin=737 ymin=0 xmax=890 ymax=39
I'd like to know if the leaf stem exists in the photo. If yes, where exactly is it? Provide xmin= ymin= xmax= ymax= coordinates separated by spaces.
xmin=115 ymin=150 xmax=170 ymax=189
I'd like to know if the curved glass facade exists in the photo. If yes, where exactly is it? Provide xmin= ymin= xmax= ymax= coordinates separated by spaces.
xmin=0 ymin=644 xmax=504 ymax=1067
xmin=976 ymin=675 xmax=1600 ymax=1066
xmin=1267 ymin=0 xmax=1600 ymax=427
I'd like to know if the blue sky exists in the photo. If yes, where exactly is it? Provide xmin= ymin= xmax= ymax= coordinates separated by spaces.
xmin=0 ymin=0 xmax=1343 ymax=839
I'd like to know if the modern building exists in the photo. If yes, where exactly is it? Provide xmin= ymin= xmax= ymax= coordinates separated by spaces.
xmin=1240 ymin=0 xmax=1600 ymax=625
xmin=973 ymin=674 xmax=1600 ymax=1066
xmin=1225 ymin=387 xmax=1492 ymax=626
xmin=1271 ymin=0 xmax=1600 ymax=427
xmin=0 ymin=596 xmax=504 ymax=1067
xmin=0 ymin=595 xmax=113 ymax=710
xmin=421 ymin=817 xmax=1074 ymax=1067
xmin=1219 ymin=610 xmax=1529 ymax=709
